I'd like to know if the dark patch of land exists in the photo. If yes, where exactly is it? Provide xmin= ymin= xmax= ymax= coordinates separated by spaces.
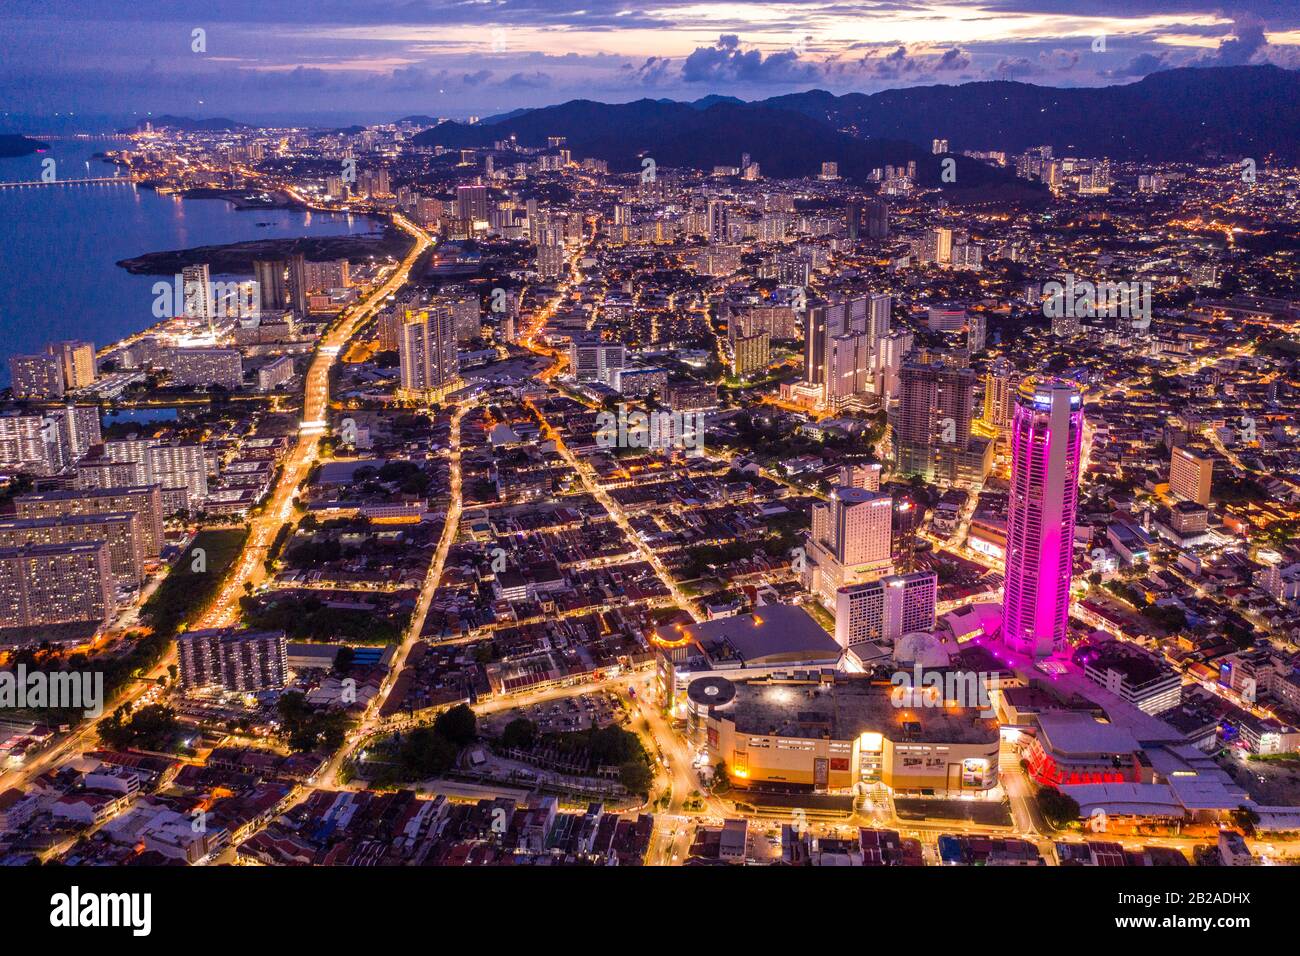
xmin=116 ymin=224 xmax=414 ymax=276
xmin=173 ymin=186 xmax=301 ymax=209
xmin=0 ymin=134 xmax=49 ymax=158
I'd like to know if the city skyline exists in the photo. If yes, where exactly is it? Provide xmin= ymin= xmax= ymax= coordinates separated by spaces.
xmin=0 ymin=2 xmax=1297 ymax=915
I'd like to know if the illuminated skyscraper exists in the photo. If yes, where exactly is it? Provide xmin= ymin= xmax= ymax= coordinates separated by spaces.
xmin=1002 ymin=378 xmax=1084 ymax=658
xmin=398 ymin=307 xmax=459 ymax=399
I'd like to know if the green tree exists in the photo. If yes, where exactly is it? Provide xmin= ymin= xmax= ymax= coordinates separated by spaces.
xmin=1036 ymin=786 xmax=1081 ymax=829
xmin=501 ymin=717 xmax=537 ymax=750
xmin=619 ymin=760 xmax=654 ymax=795
xmin=433 ymin=703 xmax=477 ymax=747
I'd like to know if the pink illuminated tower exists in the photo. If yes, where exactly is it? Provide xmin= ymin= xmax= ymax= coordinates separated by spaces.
xmin=1001 ymin=377 xmax=1084 ymax=658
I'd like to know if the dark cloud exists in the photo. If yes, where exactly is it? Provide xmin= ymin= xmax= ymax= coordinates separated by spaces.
xmin=1113 ymin=51 xmax=1175 ymax=77
xmin=936 ymin=47 xmax=972 ymax=71
xmin=1196 ymin=13 xmax=1268 ymax=66
xmin=497 ymin=71 xmax=552 ymax=90
xmin=681 ymin=35 xmax=822 ymax=85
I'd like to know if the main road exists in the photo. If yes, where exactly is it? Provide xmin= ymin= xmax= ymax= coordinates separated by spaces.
xmin=196 ymin=211 xmax=434 ymax=627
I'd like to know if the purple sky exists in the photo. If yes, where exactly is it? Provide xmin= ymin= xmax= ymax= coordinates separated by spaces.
xmin=2 ymin=1 xmax=1298 ymax=123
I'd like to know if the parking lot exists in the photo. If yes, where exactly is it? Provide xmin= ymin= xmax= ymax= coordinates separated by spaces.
xmin=482 ymin=690 xmax=627 ymax=736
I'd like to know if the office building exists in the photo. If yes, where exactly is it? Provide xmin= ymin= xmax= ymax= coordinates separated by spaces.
xmin=835 ymin=571 xmax=938 ymax=650
xmin=1002 ymin=379 xmax=1084 ymax=658
xmin=569 ymin=338 xmax=626 ymax=386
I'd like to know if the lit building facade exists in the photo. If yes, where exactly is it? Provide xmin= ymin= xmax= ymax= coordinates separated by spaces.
xmin=1001 ymin=378 xmax=1084 ymax=658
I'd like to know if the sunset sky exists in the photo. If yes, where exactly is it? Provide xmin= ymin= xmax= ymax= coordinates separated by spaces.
xmin=2 ymin=1 xmax=1298 ymax=123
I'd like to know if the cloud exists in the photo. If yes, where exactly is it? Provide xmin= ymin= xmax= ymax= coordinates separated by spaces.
xmin=624 ymin=56 xmax=673 ymax=86
xmin=681 ymin=35 xmax=822 ymax=84
xmin=1195 ymin=13 xmax=1268 ymax=67
xmin=497 ymin=71 xmax=552 ymax=90
xmin=1113 ymin=51 xmax=1174 ymax=77
xmin=936 ymin=47 xmax=971 ymax=71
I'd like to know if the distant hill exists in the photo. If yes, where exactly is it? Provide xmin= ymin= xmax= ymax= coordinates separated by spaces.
xmin=412 ymin=65 xmax=1299 ymax=185
xmin=412 ymin=98 xmax=1029 ymax=195
xmin=755 ymin=65 xmax=1300 ymax=161
xmin=0 ymin=134 xmax=48 ymax=158
xmin=120 ymin=116 xmax=247 ymax=133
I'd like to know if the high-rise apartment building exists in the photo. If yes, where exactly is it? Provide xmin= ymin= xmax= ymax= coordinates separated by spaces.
xmin=287 ymin=253 xmax=310 ymax=316
xmin=15 ymin=485 xmax=165 ymax=557
xmin=398 ymin=307 xmax=459 ymax=398
xmin=253 ymin=259 xmax=288 ymax=311
xmin=0 ymin=541 xmax=116 ymax=629
xmin=732 ymin=332 xmax=771 ymax=377
xmin=1002 ymin=379 xmax=1085 ymax=658
xmin=0 ymin=512 xmax=145 ymax=586
xmin=1169 ymin=446 xmax=1213 ymax=506
xmin=181 ymin=263 xmax=213 ymax=328
xmin=838 ymin=462 xmax=882 ymax=492
xmin=159 ymin=348 xmax=243 ymax=390
xmin=177 ymin=628 xmax=288 ymax=692
xmin=49 ymin=341 xmax=96 ymax=390
xmin=893 ymin=360 xmax=977 ymax=482
xmin=0 ymin=414 xmax=65 ymax=475
xmin=456 ymin=184 xmax=490 ymax=222
xmin=8 ymin=353 xmax=65 ymax=400
xmin=982 ymin=358 xmax=1019 ymax=436
xmin=706 ymin=200 xmax=730 ymax=243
